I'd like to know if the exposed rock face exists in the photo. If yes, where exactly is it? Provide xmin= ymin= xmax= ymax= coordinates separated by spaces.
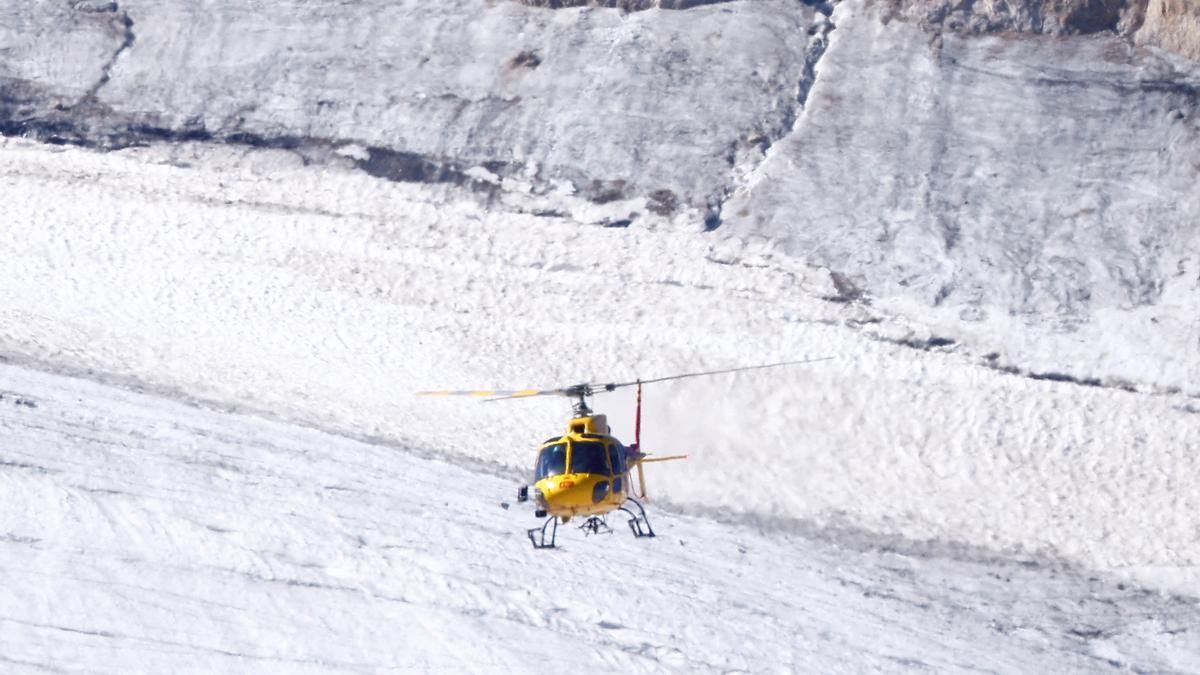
xmin=0 ymin=3 xmax=131 ymax=105
xmin=881 ymin=0 xmax=1131 ymax=35
xmin=514 ymin=0 xmax=732 ymax=9
xmin=1134 ymin=0 xmax=1200 ymax=60
xmin=881 ymin=0 xmax=1200 ymax=62
xmin=0 ymin=0 xmax=823 ymax=216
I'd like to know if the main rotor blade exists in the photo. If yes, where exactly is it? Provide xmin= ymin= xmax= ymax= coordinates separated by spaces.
xmin=605 ymin=357 xmax=835 ymax=390
xmin=480 ymin=389 xmax=570 ymax=402
xmin=417 ymin=357 xmax=833 ymax=402
xmin=416 ymin=389 xmax=559 ymax=398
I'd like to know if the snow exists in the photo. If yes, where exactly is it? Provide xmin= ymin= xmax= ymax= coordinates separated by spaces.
xmin=3 ymin=362 xmax=1199 ymax=672
xmin=2 ymin=0 xmax=1200 ymax=668
xmin=1 ymin=137 xmax=1198 ymax=603
xmin=723 ymin=0 xmax=1200 ymax=393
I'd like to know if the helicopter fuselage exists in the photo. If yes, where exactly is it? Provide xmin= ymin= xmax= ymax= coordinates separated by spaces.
xmin=529 ymin=414 xmax=632 ymax=521
xmin=422 ymin=359 xmax=824 ymax=547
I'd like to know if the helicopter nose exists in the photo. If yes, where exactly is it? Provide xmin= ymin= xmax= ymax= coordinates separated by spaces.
xmin=543 ymin=479 xmax=575 ymax=496
xmin=540 ymin=478 xmax=580 ymax=501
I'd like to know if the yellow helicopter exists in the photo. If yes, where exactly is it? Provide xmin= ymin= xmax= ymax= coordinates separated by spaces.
xmin=419 ymin=359 xmax=830 ymax=549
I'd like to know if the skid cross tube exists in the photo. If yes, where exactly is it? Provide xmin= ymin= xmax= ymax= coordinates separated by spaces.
xmin=579 ymin=516 xmax=612 ymax=536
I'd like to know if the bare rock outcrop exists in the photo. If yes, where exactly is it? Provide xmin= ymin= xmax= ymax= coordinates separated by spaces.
xmin=514 ymin=0 xmax=731 ymax=8
xmin=1134 ymin=0 xmax=1200 ymax=60
xmin=880 ymin=0 xmax=1200 ymax=61
xmin=880 ymin=0 xmax=1130 ymax=35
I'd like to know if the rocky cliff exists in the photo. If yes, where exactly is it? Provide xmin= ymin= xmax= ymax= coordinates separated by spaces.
xmin=885 ymin=0 xmax=1200 ymax=58
xmin=0 ymin=0 xmax=824 ymax=219
xmin=1135 ymin=0 xmax=1200 ymax=59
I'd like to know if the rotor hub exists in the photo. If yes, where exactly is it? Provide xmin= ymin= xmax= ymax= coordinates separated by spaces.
xmin=569 ymin=387 xmax=593 ymax=417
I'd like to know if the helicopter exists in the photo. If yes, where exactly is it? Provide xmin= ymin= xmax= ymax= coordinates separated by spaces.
xmin=419 ymin=358 xmax=831 ymax=549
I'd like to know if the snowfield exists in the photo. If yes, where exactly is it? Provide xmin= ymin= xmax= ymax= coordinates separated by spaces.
xmin=3 ymin=0 xmax=1197 ymax=393
xmin=2 ymin=137 xmax=1198 ymax=599
xmin=3 ymin=363 xmax=1199 ymax=672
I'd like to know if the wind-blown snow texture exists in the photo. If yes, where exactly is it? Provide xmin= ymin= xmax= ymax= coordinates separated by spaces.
xmin=3 ymin=363 xmax=1198 ymax=672
xmin=2 ymin=0 xmax=1200 ymax=670
xmin=2 ymin=137 xmax=1198 ymax=594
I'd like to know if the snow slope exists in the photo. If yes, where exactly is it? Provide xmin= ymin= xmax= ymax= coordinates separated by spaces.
xmin=1 ymin=137 xmax=1198 ymax=598
xmin=3 ymin=362 xmax=1199 ymax=673
xmin=723 ymin=0 xmax=1200 ymax=393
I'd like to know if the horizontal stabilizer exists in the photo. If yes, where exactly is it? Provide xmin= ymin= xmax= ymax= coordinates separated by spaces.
xmin=633 ymin=454 xmax=689 ymax=464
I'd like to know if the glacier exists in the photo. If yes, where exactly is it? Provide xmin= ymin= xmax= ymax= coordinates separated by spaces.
xmin=2 ymin=0 xmax=1200 ymax=670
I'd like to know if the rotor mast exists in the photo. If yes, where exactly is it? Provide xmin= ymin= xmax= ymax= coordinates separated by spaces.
xmin=565 ymin=383 xmax=617 ymax=418
xmin=571 ymin=388 xmax=592 ymax=417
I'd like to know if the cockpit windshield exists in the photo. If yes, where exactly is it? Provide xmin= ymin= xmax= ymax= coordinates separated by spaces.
xmin=535 ymin=443 xmax=567 ymax=480
xmin=569 ymin=441 xmax=611 ymax=475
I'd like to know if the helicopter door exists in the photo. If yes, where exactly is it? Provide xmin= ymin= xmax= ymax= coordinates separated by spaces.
xmin=607 ymin=442 xmax=625 ymax=494
xmin=568 ymin=441 xmax=613 ymax=504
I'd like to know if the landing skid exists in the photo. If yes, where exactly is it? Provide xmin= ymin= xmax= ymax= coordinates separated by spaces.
xmin=528 ymin=515 xmax=560 ymax=549
xmin=528 ymin=499 xmax=657 ymax=549
xmin=619 ymin=497 xmax=656 ymax=538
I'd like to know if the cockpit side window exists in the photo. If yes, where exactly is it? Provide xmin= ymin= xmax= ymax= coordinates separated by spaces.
xmin=607 ymin=443 xmax=626 ymax=475
xmin=569 ymin=441 xmax=611 ymax=476
xmin=535 ymin=443 xmax=567 ymax=480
